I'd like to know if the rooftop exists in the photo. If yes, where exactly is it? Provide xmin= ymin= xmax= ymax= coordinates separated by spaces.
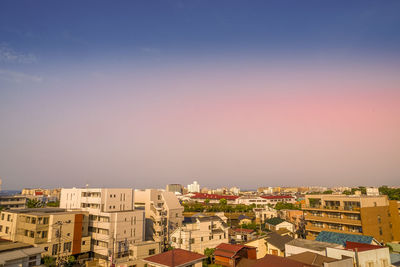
xmin=265 ymin=232 xmax=293 ymax=251
xmin=265 ymin=217 xmax=285 ymax=226
xmin=2 ymin=207 xmax=84 ymax=215
xmin=143 ymin=249 xmax=205 ymax=267
xmin=316 ymin=231 xmax=374 ymax=246
xmin=287 ymin=251 xmax=339 ymax=266
xmin=286 ymin=239 xmax=340 ymax=251
xmin=0 ymin=239 xmax=33 ymax=253
xmin=345 ymin=241 xmax=384 ymax=252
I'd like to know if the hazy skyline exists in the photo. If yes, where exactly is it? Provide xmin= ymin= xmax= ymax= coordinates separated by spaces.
xmin=1 ymin=1 xmax=400 ymax=190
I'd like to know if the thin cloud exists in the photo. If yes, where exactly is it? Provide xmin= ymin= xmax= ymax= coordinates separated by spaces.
xmin=0 ymin=69 xmax=43 ymax=83
xmin=0 ymin=43 xmax=37 ymax=64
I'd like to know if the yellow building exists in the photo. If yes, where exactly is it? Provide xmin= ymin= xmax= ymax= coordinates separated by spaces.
xmin=0 ymin=208 xmax=91 ymax=260
xmin=302 ymin=194 xmax=400 ymax=243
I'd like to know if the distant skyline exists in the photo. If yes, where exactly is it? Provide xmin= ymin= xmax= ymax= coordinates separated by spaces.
xmin=1 ymin=1 xmax=400 ymax=190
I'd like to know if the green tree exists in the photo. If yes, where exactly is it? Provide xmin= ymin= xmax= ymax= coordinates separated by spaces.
xmin=27 ymin=199 xmax=44 ymax=208
xmin=322 ymin=190 xmax=333 ymax=194
xmin=342 ymin=190 xmax=352 ymax=195
xmin=204 ymin=248 xmax=215 ymax=265
xmin=42 ymin=256 xmax=56 ymax=267
xmin=204 ymin=199 xmax=210 ymax=204
xmin=46 ymin=200 xmax=60 ymax=207
xmin=219 ymin=198 xmax=227 ymax=205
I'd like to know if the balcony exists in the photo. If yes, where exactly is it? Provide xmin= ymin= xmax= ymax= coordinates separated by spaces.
xmin=305 ymin=225 xmax=363 ymax=235
xmin=304 ymin=214 xmax=361 ymax=226
xmin=302 ymin=205 xmax=360 ymax=213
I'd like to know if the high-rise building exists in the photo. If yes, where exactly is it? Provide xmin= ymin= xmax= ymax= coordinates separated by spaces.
xmin=302 ymin=194 xmax=400 ymax=243
xmin=187 ymin=181 xmax=200 ymax=193
xmin=60 ymin=188 xmax=144 ymax=261
xmin=134 ymin=189 xmax=184 ymax=250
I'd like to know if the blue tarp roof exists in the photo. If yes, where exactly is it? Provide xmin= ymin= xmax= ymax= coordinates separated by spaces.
xmin=315 ymin=231 xmax=373 ymax=246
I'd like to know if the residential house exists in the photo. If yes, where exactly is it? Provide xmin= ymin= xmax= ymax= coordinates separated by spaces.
xmin=254 ymin=207 xmax=278 ymax=224
xmin=264 ymin=232 xmax=293 ymax=257
xmin=244 ymin=237 xmax=268 ymax=259
xmin=230 ymin=228 xmax=256 ymax=243
xmin=143 ymin=248 xmax=206 ymax=267
xmin=0 ymin=239 xmax=43 ymax=267
xmin=170 ymin=214 xmax=229 ymax=253
xmin=0 ymin=208 xmax=91 ymax=259
xmin=214 ymin=243 xmax=257 ymax=267
xmin=238 ymin=215 xmax=252 ymax=225
xmin=265 ymin=217 xmax=295 ymax=233
xmin=326 ymin=241 xmax=391 ymax=267
xmin=302 ymin=194 xmax=400 ymax=242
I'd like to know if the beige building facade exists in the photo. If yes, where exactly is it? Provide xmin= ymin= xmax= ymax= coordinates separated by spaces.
xmin=60 ymin=188 xmax=145 ymax=262
xmin=0 ymin=208 xmax=91 ymax=261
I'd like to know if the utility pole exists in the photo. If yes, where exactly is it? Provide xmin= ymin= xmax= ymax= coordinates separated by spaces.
xmin=53 ymin=220 xmax=71 ymax=267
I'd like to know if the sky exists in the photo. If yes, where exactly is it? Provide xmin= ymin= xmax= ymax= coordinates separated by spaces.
xmin=1 ymin=1 xmax=400 ymax=190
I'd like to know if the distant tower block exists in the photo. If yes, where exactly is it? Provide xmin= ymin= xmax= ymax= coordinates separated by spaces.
xmin=0 ymin=178 xmax=2 ymax=192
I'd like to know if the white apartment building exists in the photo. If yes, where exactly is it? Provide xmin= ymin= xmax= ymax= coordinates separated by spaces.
xmin=170 ymin=215 xmax=229 ymax=254
xmin=134 ymin=189 xmax=184 ymax=250
xmin=187 ymin=181 xmax=200 ymax=193
xmin=60 ymin=188 xmax=144 ymax=261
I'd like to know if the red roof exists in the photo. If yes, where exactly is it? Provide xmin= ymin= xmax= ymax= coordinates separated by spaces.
xmin=143 ymin=249 xmax=205 ymax=267
xmin=260 ymin=195 xmax=294 ymax=199
xmin=345 ymin=241 xmax=383 ymax=252
xmin=190 ymin=193 xmax=239 ymax=200
xmin=215 ymin=243 xmax=247 ymax=258
xmin=232 ymin=228 xmax=255 ymax=234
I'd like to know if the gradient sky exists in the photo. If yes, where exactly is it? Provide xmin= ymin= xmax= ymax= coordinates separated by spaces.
xmin=1 ymin=1 xmax=400 ymax=190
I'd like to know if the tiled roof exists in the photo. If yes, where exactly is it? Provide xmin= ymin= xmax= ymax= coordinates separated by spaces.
xmin=190 ymin=193 xmax=239 ymax=200
xmin=232 ymin=228 xmax=255 ymax=234
xmin=345 ymin=241 xmax=383 ymax=252
xmin=287 ymin=251 xmax=338 ymax=266
xmin=265 ymin=232 xmax=294 ymax=251
xmin=265 ymin=217 xmax=285 ymax=226
xmin=315 ymin=231 xmax=374 ymax=246
xmin=143 ymin=249 xmax=205 ymax=267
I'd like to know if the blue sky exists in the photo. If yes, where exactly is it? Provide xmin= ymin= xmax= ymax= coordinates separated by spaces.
xmin=1 ymin=1 xmax=400 ymax=190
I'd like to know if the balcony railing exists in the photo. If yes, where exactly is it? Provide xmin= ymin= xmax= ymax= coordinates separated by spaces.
xmin=302 ymin=205 xmax=360 ymax=212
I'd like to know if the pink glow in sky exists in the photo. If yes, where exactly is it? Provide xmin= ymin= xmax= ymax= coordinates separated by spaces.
xmin=1 ymin=59 xmax=399 ymax=189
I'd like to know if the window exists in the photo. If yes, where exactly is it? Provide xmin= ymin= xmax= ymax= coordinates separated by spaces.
xmin=149 ymin=249 xmax=156 ymax=255
xmin=44 ymin=247 xmax=48 ymax=251
xmin=52 ymin=244 xmax=59 ymax=255
xmin=42 ymin=231 xmax=48 ymax=238
xmin=64 ymin=242 xmax=72 ymax=252
xmin=82 ymin=241 xmax=86 ymax=245
xmin=190 ymin=238 xmax=195 ymax=244
xmin=7 ymin=215 xmax=11 ymax=221
xmin=172 ymin=237 xmax=176 ymax=242
xmin=31 ymin=217 xmax=36 ymax=224
xmin=378 ymin=215 xmax=381 ymax=224
xmin=5 ymin=227 xmax=9 ymax=234
xmin=379 ymin=227 xmax=383 ymax=235
xmin=43 ymin=217 xmax=49 ymax=224
xmin=201 ymin=237 xmax=203 ymax=242
xmin=0 ymin=225 xmax=2 ymax=232
xmin=1 ymin=214 xmax=4 ymax=220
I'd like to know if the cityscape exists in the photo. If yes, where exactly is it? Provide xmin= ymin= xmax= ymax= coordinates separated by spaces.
xmin=1 ymin=1 xmax=400 ymax=267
